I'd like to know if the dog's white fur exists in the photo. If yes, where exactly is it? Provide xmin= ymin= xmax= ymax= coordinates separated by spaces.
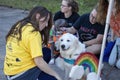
xmin=55 ymin=33 xmax=86 ymax=80
xmin=58 ymin=33 xmax=85 ymax=59
xmin=55 ymin=33 xmax=101 ymax=80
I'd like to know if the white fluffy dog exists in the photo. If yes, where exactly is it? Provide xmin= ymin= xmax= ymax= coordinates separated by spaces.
xmin=55 ymin=33 xmax=86 ymax=80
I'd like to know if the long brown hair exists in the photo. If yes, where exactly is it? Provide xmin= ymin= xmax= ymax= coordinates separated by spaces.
xmin=115 ymin=0 xmax=120 ymax=14
xmin=97 ymin=0 xmax=120 ymax=25
xmin=96 ymin=0 xmax=108 ymax=25
xmin=6 ymin=6 xmax=52 ymax=45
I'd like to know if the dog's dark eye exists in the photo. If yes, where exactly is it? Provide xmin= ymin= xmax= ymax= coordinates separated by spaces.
xmin=67 ymin=40 xmax=70 ymax=42
xmin=61 ymin=39 xmax=63 ymax=41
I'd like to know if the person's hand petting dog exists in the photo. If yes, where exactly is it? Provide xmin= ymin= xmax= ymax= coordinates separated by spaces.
xmin=53 ymin=19 xmax=68 ymax=35
xmin=59 ymin=27 xmax=67 ymax=32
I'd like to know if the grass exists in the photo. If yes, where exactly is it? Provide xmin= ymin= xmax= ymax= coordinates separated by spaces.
xmin=0 ymin=0 xmax=98 ymax=14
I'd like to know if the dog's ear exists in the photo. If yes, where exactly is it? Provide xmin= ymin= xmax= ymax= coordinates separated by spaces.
xmin=55 ymin=40 xmax=60 ymax=51
xmin=74 ymin=36 xmax=80 ymax=47
xmin=74 ymin=36 xmax=86 ymax=52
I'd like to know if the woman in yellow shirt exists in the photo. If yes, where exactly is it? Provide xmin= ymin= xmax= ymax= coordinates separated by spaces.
xmin=4 ymin=6 xmax=62 ymax=80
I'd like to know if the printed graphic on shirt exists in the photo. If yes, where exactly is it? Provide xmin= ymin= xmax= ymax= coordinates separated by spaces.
xmin=80 ymin=33 xmax=94 ymax=41
xmin=79 ymin=26 xmax=97 ymax=41
xmin=6 ymin=43 xmax=13 ymax=52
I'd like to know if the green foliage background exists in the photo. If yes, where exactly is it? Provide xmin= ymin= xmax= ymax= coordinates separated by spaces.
xmin=0 ymin=0 xmax=98 ymax=15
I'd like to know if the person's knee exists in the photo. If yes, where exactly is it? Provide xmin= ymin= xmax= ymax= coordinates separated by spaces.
xmin=86 ymin=44 xmax=101 ymax=54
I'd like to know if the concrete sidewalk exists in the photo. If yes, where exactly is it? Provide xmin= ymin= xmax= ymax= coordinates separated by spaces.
xmin=0 ymin=6 xmax=28 ymax=80
xmin=0 ymin=6 xmax=120 ymax=80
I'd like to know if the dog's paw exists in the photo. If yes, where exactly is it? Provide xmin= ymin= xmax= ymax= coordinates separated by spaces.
xmin=69 ymin=65 xmax=84 ymax=80
xmin=87 ymin=72 xmax=101 ymax=80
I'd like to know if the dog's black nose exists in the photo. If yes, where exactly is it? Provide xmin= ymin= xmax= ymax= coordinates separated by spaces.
xmin=61 ymin=45 xmax=65 ymax=49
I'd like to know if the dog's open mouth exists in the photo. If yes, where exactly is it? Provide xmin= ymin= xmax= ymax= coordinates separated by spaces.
xmin=61 ymin=47 xmax=70 ymax=51
xmin=61 ymin=45 xmax=70 ymax=51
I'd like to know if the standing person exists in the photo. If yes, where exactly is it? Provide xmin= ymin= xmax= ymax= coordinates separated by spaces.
xmin=61 ymin=7 xmax=105 ymax=55
xmin=4 ymin=6 xmax=62 ymax=80
xmin=53 ymin=0 xmax=80 ymax=28
xmin=97 ymin=0 xmax=120 ymax=68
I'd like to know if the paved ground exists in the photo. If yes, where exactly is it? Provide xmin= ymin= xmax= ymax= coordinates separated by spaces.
xmin=0 ymin=6 xmax=28 ymax=80
xmin=0 ymin=6 xmax=120 ymax=80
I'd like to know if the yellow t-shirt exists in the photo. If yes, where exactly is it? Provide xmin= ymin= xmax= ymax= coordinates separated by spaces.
xmin=4 ymin=23 xmax=43 ymax=75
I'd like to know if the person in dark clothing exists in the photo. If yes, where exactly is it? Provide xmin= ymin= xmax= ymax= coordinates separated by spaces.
xmin=61 ymin=8 xmax=105 ymax=55
xmin=53 ymin=0 xmax=80 ymax=28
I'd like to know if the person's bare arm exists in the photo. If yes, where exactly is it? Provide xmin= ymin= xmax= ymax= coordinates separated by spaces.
xmin=83 ymin=34 xmax=103 ymax=46
xmin=65 ymin=27 xmax=77 ymax=34
xmin=34 ymin=56 xmax=62 ymax=80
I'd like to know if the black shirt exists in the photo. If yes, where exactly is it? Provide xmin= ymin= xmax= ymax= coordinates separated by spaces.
xmin=73 ymin=13 xmax=105 ymax=42
xmin=53 ymin=11 xmax=80 ymax=28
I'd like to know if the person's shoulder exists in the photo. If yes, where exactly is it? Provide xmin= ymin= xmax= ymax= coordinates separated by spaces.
xmin=72 ymin=12 xmax=80 ymax=16
xmin=22 ymin=23 xmax=34 ymax=31
xmin=97 ymin=23 xmax=105 ymax=28
xmin=78 ymin=13 xmax=89 ymax=20
xmin=22 ymin=23 xmax=39 ymax=35
xmin=55 ymin=11 xmax=63 ymax=15
xmin=81 ymin=13 xmax=90 ymax=17
xmin=54 ymin=11 xmax=64 ymax=21
xmin=23 ymin=23 xmax=40 ymax=37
